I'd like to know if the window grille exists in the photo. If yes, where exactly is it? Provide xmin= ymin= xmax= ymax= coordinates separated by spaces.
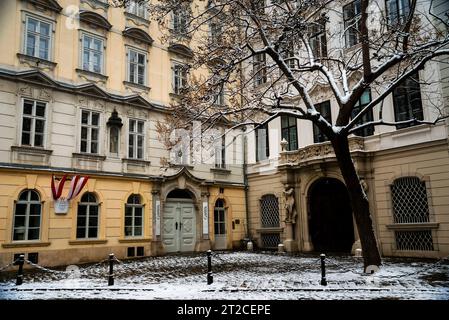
xmin=261 ymin=233 xmax=281 ymax=249
xmin=260 ymin=194 xmax=279 ymax=228
xmin=395 ymin=230 xmax=434 ymax=251
xmin=391 ymin=177 xmax=430 ymax=223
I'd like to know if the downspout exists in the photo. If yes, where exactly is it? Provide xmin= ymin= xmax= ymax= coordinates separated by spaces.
xmin=243 ymin=131 xmax=250 ymax=239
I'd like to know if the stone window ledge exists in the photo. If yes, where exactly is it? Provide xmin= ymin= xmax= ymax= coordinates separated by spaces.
xmin=256 ymin=227 xmax=283 ymax=233
xmin=2 ymin=242 xmax=51 ymax=248
xmin=210 ymin=167 xmax=231 ymax=175
xmin=75 ymin=68 xmax=108 ymax=81
xmin=123 ymin=81 xmax=151 ymax=92
xmin=12 ymin=146 xmax=53 ymax=155
xmin=386 ymin=223 xmax=439 ymax=230
xmin=73 ymin=152 xmax=106 ymax=161
xmin=17 ymin=53 xmax=57 ymax=70
xmin=169 ymin=163 xmax=194 ymax=170
xmin=124 ymin=12 xmax=150 ymax=26
xmin=68 ymin=239 xmax=108 ymax=245
xmin=118 ymin=238 xmax=152 ymax=244
xmin=122 ymin=158 xmax=151 ymax=165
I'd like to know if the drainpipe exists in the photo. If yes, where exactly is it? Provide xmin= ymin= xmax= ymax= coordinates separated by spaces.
xmin=243 ymin=130 xmax=250 ymax=239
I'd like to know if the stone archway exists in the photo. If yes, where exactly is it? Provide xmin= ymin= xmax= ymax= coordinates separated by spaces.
xmin=308 ymin=177 xmax=355 ymax=253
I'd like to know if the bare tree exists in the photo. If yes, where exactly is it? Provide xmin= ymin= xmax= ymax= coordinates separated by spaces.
xmin=115 ymin=0 xmax=449 ymax=270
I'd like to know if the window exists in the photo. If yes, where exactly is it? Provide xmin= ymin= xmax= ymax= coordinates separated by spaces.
xmin=386 ymin=0 xmax=410 ymax=26
xmin=173 ymin=63 xmax=188 ymax=95
xmin=391 ymin=177 xmax=434 ymax=251
xmin=215 ymin=135 xmax=226 ymax=169
xmin=313 ymin=101 xmax=332 ymax=143
xmin=281 ymin=116 xmax=298 ymax=151
xmin=391 ymin=177 xmax=430 ymax=224
xmin=80 ymin=110 xmax=100 ymax=154
xmin=128 ymin=119 xmax=144 ymax=159
xmin=173 ymin=9 xmax=188 ymax=34
xmin=393 ymin=73 xmax=423 ymax=129
xmin=214 ymin=199 xmax=226 ymax=235
xmin=125 ymin=194 xmax=143 ymax=237
xmin=260 ymin=194 xmax=279 ymax=228
xmin=126 ymin=0 xmax=148 ymax=19
xmin=25 ymin=16 xmax=52 ymax=60
xmin=281 ymin=41 xmax=297 ymax=70
xmin=13 ymin=190 xmax=41 ymax=241
xmin=256 ymin=123 xmax=269 ymax=161
xmin=76 ymin=192 xmax=99 ymax=239
xmin=82 ymin=34 xmax=104 ymax=74
xmin=21 ymin=99 xmax=46 ymax=147
xmin=214 ymin=89 xmax=225 ymax=106
xmin=109 ymin=126 xmax=120 ymax=156
xmin=128 ymin=49 xmax=146 ymax=85
xmin=253 ymin=53 xmax=267 ymax=86
xmin=343 ymin=0 xmax=361 ymax=47
xmin=351 ymin=89 xmax=374 ymax=137
xmin=309 ymin=19 xmax=327 ymax=58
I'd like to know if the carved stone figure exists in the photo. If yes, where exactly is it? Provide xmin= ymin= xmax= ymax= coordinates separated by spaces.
xmin=283 ymin=184 xmax=297 ymax=224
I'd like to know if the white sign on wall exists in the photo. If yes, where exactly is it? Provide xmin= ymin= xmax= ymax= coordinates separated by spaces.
xmin=54 ymin=198 xmax=69 ymax=214
xmin=202 ymin=201 xmax=209 ymax=235
xmin=155 ymin=200 xmax=161 ymax=236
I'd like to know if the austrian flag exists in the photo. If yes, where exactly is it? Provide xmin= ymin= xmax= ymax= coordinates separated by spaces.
xmin=51 ymin=174 xmax=89 ymax=200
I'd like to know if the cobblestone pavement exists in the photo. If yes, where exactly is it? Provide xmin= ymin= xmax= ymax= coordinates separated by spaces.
xmin=0 ymin=251 xmax=448 ymax=300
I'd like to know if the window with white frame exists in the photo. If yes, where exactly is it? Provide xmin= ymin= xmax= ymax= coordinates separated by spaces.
xmin=21 ymin=99 xmax=46 ymax=147
xmin=309 ymin=19 xmax=327 ymax=58
xmin=215 ymin=134 xmax=226 ymax=169
xmin=128 ymin=49 xmax=146 ymax=85
xmin=172 ymin=9 xmax=188 ymax=34
xmin=82 ymin=33 xmax=104 ymax=74
xmin=80 ymin=110 xmax=100 ymax=154
xmin=281 ymin=41 xmax=297 ymax=70
xmin=126 ymin=0 xmax=148 ymax=19
xmin=172 ymin=63 xmax=188 ymax=95
xmin=256 ymin=123 xmax=269 ymax=162
xmin=128 ymin=119 xmax=145 ymax=159
xmin=253 ymin=53 xmax=267 ymax=86
xmin=343 ymin=0 xmax=361 ymax=48
xmin=125 ymin=194 xmax=143 ymax=237
xmin=13 ymin=190 xmax=42 ymax=241
xmin=24 ymin=15 xmax=52 ymax=60
xmin=386 ymin=0 xmax=410 ymax=26
xmin=76 ymin=192 xmax=99 ymax=239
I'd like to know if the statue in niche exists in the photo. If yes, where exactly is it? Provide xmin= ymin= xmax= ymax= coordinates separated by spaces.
xmin=283 ymin=184 xmax=297 ymax=224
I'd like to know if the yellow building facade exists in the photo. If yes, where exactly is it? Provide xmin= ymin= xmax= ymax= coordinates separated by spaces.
xmin=0 ymin=0 xmax=247 ymax=267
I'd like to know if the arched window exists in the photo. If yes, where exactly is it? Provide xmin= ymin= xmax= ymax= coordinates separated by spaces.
xmin=125 ymin=194 xmax=143 ymax=237
xmin=77 ymin=192 xmax=99 ymax=239
xmin=214 ymin=199 xmax=226 ymax=235
xmin=13 ymin=190 xmax=41 ymax=241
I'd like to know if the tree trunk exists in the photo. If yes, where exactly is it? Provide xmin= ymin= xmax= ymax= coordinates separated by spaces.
xmin=331 ymin=135 xmax=382 ymax=271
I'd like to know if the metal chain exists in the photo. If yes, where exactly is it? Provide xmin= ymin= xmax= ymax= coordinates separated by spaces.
xmin=0 ymin=259 xmax=19 ymax=272
xmin=25 ymin=259 xmax=67 ymax=275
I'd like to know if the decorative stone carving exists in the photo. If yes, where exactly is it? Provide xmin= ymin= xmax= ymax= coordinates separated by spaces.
xmin=283 ymin=184 xmax=297 ymax=224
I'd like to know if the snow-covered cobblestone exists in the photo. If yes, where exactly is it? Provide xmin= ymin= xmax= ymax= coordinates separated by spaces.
xmin=0 ymin=251 xmax=448 ymax=300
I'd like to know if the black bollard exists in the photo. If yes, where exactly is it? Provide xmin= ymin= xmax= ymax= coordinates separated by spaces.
xmin=320 ymin=254 xmax=327 ymax=286
xmin=207 ymin=250 xmax=213 ymax=285
xmin=16 ymin=254 xmax=25 ymax=286
xmin=108 ymin=253 xmax=114 ymax=286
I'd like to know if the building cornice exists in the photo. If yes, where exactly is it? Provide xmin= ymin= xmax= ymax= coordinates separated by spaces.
xmin=0 ymin=68 xmax=168 ymax=112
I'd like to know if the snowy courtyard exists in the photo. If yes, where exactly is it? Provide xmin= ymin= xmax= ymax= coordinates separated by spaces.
xmin=0 ymin=251 xmax=448 ymax=300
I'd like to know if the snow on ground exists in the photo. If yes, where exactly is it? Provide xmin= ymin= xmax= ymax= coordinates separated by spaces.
xmin=0 ymin=251 xmax=448 ymax=300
